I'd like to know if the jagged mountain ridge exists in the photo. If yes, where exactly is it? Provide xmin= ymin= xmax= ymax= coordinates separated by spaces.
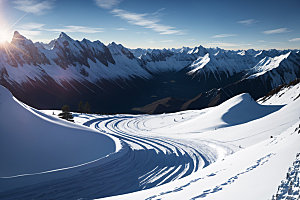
xmin=0 ymin=31 xmax=299 ymax=113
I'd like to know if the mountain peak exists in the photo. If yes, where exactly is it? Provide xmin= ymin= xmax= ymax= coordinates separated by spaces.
xmin=12 ymin=31 xmax=27 ymax=41
xmin=58 ymin=32 xmax=73 ymax=41
xmin=11 ymin=31 xmax=33 ymax=47
xmin=109 ymin=42 xmax=118 ymax=46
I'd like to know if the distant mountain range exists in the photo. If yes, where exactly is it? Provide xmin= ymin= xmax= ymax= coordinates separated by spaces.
xmin=0 ymin=31 xmax=299 ymax=113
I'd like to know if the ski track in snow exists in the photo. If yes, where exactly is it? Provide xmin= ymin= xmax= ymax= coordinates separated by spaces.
xmin=0 ymin=115 xmax=228 ymax=200
xmin=144 ymin=153 xmax=274 ymax=200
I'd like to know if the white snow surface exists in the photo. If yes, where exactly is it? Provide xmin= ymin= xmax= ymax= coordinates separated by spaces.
xmin=0 ymin=81 xmax=299 ymax=199
xmin=100 ymin=89 xmax=300 ymax=199
xmin=248 ymin=52 xmax=291 ymax=78
xmin=0 ymin=85 xmax=117 ymax=178
xmin=188 ymin=53 xmax=210 ymax=74
xmin=258 ymin=81 xmax=300 ymax=105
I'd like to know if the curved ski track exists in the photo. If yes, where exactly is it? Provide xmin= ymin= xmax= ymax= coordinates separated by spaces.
xmin=0 ymin=115 xmax=225 ymax=200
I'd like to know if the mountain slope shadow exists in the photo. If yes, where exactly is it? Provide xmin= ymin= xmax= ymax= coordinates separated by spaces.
xmin=221 ymin=93 xmax=283 ymax=126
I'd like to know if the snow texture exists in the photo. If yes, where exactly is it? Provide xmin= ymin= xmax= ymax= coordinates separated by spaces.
xmin=0 ymin=85 xmax=117 ymax=190
xmin=0 ymin=80 xmax=299 ymax=199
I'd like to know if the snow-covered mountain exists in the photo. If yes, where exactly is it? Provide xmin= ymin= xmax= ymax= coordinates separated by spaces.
xmin=0 ymin=31 xmax=299 ymax=113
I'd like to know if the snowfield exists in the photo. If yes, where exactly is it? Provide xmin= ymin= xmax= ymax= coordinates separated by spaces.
xmin=0 ymin=85 xmax=118 ymax=192
xmin=0 ymin=82 xmax=299 ymax=200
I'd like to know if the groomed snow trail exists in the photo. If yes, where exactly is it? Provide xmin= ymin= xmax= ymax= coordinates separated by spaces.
xmin=0 ymin=113 xmax=225 ymax=200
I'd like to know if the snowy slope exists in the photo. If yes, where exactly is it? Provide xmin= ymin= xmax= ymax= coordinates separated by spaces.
xmin=0 ymin=85 xmax=117 ymax=183
xmin=246 ymin=51 xmax=300 ymax=87
xmin=0 ymin=81 xmax=299 ymax=199
xmin=258 ymin=79 xmax=300 ymax=105
xmin=248 ymin=52 xmax=291 ymax=78
xmin=100 ymin=89 xmax=300 ymax=200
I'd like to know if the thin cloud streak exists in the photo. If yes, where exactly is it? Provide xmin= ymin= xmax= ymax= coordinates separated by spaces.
xmin=237 ymin=19 xmax=257 ymax=25
xmin=95 ymin=0 xmax=122 ymax=9
xmin=45 ymin=26 xmax=104 ymax=34
xmin=115 ymin=27 xmax=127 ymax=31
xmin=111 ymin=9 xmax=184 ymax=35
xmin=263 ymin=28 xmax=290 ymax=34
xmin=16 ymin=23 xmax=104 ymax=38
xmin=206 ymin=42 xmax=252 ymax=48
xmin=212 ymin=34 xmax=237 ymax=38
xmin=289 ymin=38 xmax=300 ymax=42
xmin=19 ymin=22 xmax=45 ymax=30
xmin=13 ymin=0 xmax=55 ymax=15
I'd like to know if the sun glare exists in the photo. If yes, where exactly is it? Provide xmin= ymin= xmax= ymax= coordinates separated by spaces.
xmin=0 ymin=29 xmax=11 ymax=44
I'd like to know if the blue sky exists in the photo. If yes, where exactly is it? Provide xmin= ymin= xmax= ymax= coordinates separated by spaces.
xmin=1 ymin=0 xmax=300 ymax=49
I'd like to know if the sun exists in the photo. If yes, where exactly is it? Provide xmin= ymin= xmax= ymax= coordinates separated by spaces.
xmin=0 ymin=29 xmax=11 ymax=44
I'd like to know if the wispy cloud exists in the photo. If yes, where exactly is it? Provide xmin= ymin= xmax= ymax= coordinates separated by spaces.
xmin=212 ymin=34 xmax=237 ymax=38
xmin=115 ymin=27 xmax=127 ymax=31
xmin=45 ymin=26 xmax=103 ymax=34
xmin=19 ymin=22 xmax=45 ymax=30
xmin=13 ymin=0 xmax=55 ymax=15
xmin=16 ymin=23 xmax=104 ymax=38
xmin=111 ymin=9 xmax=184 ymax=35
xmin=206 ymin=42 xmax=251 ymax=48
xmin=289 ymin=38 xmax=300 ymax=42
xmin=237 ymin=19 xmax=257 ymax=25
xmin=95 ymin=0 xmax=122 ymax=9
xmin=17 ymin=23 xmax=45 ymax=38
xmin=18 ymin=30 xmax=42 ymax=38
xmin=263 ymin=28 xmax=291 ymax=34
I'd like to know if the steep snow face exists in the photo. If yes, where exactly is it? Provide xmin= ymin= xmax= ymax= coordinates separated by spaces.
xmin=186 ymin=49 xmax=261 ymax=77
xmin=188 ymin=53 xmax=210 ymax=74
xmin=248 ymin=52 xmax=291 ymax=78
xmin=0 ymin=85 xmax=117 ymax=177
xmin=247 ymin=52 xmax=300 ymax=87
xmin=185 ymin=48 xmax=299 ymax=89
xmin=138 ymin=45 xmax=209 ymax=73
